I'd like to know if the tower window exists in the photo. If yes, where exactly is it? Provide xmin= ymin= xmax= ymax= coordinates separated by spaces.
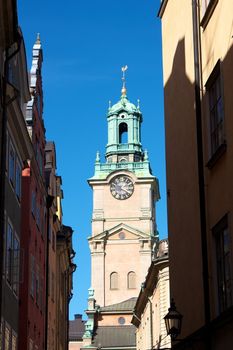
xmin=213 ymin=214 xmax=233 ymax=313
xmin=118 ymin=317 xmax=125 ymax=325
xmin=110 ymin=272 xmax=118 ymax=290
xmin=119 ymin=232 xmax=125 ymax=240
xmin=119 ymin=123 xmax=128 ymax=144
xmin=128 ymin=271 xmax=136 ymax=289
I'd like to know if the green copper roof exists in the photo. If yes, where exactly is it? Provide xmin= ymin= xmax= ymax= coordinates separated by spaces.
xmin=91 ymin=159 xmax=154 ymax=179
xmin=108 ymin=95 xmax=141 ymax=116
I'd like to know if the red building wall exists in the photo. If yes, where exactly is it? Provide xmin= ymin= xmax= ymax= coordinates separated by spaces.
xmin=19 ymin=35 xmax=47 ymax=350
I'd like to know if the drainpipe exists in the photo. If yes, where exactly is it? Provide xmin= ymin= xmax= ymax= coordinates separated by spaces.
xmin=148 ymin=297 xmax=154 ymax=350
xmin=65 ymin=234 xmax=76 ymax=350
xmin=0 ymin=31 xmax=22 ymax=322
xmin=191 ymin=1 xmax=211 ymax=348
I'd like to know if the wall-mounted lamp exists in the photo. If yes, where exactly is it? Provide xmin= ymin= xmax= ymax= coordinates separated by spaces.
xmin=164 ymin=299 xmax=183 ymax=341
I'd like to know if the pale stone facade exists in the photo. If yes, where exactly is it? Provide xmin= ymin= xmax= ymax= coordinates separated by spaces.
xmin=89 ymin=171 xmax=157 ymax=306
xmin=132 ymin=240 xmax=170 ymax=350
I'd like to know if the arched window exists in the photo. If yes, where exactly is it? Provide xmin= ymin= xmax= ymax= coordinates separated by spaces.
xmin=110 ymin=272 xmax=118 ymax=290
xmin=119 ymin=123 xmax=128 ymax=144
xmin=128 ymin=271 xmax=136 ymax=289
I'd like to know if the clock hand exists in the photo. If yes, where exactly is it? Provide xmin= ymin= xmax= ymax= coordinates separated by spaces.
xmin=121 ymin=186 xmax=131 ymax=194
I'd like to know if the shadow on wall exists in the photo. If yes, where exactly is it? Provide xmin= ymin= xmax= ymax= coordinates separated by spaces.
xmin=164 ymin=34 xmax=233 ymax=347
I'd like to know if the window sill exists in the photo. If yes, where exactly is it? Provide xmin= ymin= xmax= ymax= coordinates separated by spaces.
xmin=200 ymin=0 xmax=219 ymax=29
xmin=206 ymin=142 xmax=226 ymax=169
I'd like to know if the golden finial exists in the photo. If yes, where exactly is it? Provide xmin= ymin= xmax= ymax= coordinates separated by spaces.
xmin=121 ymin=65 xmax=128 ymax=97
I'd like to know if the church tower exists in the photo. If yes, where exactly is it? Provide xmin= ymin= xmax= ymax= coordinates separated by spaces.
xmin=88 ymin=67 xmax=160 ymax=308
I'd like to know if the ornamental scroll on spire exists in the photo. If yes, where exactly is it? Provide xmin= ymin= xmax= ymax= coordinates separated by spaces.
xmin=121 ymin=65 xmax=128 ymax=97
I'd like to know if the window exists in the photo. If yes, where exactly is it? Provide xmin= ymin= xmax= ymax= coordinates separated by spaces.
xmin=201 ymin=0 xmax=219 ymax=28
xmin=30 ymin=255 xmax=35 ymax=298
xmin=36 ymin=265 xmax=39 ymax=305
xmin=213 ymin=215 xmax=232 ymax=313
xmin=29 ymin=339 xmax=33 ymax=350
xmin=202 ymin=0 xmax=218 ymax=14
xmin=36 ymin=205 xmax=40 ymax=229
xmin=4 ymin=325 xmax=10 ymax=350
xmin=5 ymin=222 xmax=20 ymax=293
xmin=12 ymin=236 xmax=20 ymax=295
xmin=9 ymin=144 xmax=15 ymax=186
xmin=119 ymin=232 xmax=125 ymax=240
xmin=15 ymin=161 xmax=21 ymax=200
xmin=39 ymin=150 xmax=43 ymax=175
xmin=119 ymin=123 xmax=128 ymax=144
xmin=12 ymin=333 xmax=17 ymax=350
xmin=128 ymin=271 xmax=136 ymax=289
xmin=202 ymin=0 xmax=211 ymax=11
xmin=110 ymin=272 xmax=118 ymax=290
xmin=36 ymin=93 xmax=41 ymax=116
xmin=6 ymin=223 xmax=13 ymax=284
xmin=118 ymin=317 xmax=125 ymax=325
xmin=206 ymin=61 xmax=225 ymax=157
xmin=31 ymin=191 xmax=36 ymax=217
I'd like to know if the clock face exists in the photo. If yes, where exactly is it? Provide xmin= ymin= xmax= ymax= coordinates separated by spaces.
xmin=110 ymin=175 xmax=134 ymax=200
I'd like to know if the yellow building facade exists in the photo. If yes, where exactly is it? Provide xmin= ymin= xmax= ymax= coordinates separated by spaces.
xmin=159 ymin=0 xmax=233 ymax=348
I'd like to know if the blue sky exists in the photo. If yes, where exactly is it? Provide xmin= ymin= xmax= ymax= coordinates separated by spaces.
xmin=17 ymin=0 xmax=166 ymax=318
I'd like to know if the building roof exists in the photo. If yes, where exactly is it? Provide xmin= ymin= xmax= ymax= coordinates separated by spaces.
xmin=108 ymin=95 xmax=141 ymax=116
xmin=93 ymin=326 xmax=136 ymax=348
xmin=69 ymin=315 xmax=86 ymax=341
xmin=99 ymin=297 xmax=137 ymax=313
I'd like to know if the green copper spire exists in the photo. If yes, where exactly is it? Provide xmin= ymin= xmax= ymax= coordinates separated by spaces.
xmin=105 ymin=66 xmax=143 ymax=163
xmin=91 ymin=67 xmax=155 ymax=179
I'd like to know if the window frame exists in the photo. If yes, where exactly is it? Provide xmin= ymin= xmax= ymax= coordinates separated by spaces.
xmin=6 ymin=222 xmax=13 ymax=285
xmin=213 ymin=214 xmax=233 ymax=314
xmin=35 ymin=264 xmax=40 ymax=306
xmin=127 ymin=271 xmax=136 ymax=289
xmin=15 ymin=159 xmax=21 ymax=201
xmin=36 ymin=204 xmax=40 ymax=230
xmin=11 ymin=331 xmax=17 ymax=350
xmin=31 ymin=190 xmax=36 ymax=218
xmin=4 ymin=323 xmax=10 ymax=350
xmin=205 ymin=60 xmax=226 ymax=168
xmin=110 ymin=272 xmax=118 ymax=290
xmin=12 ymin=234 xmax=20 ymax=296
xmin=119 ymin=122 xmax=128 ymax=144
xmin=30 ymin=254 xmax=35 ymax=298
xmin=8 ymin=142 xmax=15 ymax=187
xmin=200 ymin=0 xmax=219 ymax=29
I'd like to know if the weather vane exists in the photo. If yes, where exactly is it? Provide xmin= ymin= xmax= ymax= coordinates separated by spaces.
xmin=121 ymin=65 xmax=128 ymax=96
